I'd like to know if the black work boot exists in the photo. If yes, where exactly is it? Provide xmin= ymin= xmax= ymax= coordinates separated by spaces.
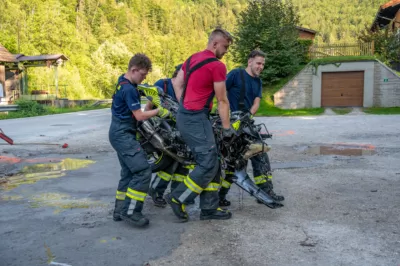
xmin=149 ymin=189 xmax=167 ymax=208
xmin=265 ymin=188 xmax=285 ymax=202
xmin=218 ymin=188 xmax=231 ymax=207
xmin=200 ymin=208 xmax=232 ymax=220
xmin=218 ymin=197 xmax=231 ymax=207
xmin=257 ymin=181 xmax=285 ymax=203
xmin=120 ymin=211 xmax=150 ymax=227
xmin=113 ymin=199 xmax=125 ymax=221
xmin=165 ymin=193 xmax=189 ymax=223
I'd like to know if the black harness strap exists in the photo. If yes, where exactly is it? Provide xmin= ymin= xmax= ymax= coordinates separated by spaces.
xmin=239 ymin=69 xmax=246 ymax=111
xmin=112 ymin=80 xmax=129 ymax=99
xmin=180 ymin=56 xmax=219 ymax=109
xmin=163 ymin=79 xmax=168 ymax=93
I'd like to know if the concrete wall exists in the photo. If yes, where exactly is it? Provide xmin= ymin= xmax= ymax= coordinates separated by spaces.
xmin=274 ymin=60 xmax=400 ymax=109
xmin=373 ymin=61 xmax=400 ymax=107
xmin=274 ymin=66 xmax=313 ymax=109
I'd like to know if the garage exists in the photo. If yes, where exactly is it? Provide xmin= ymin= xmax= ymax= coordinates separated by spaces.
xmin=274 ymin=60 xmax=400 ymax=109
xmin=321 ymin=71 xmax=364 ymax=107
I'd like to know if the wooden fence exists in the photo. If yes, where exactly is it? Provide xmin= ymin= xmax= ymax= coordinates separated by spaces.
xmin=310 ymin=42 xmax=374 ymax=59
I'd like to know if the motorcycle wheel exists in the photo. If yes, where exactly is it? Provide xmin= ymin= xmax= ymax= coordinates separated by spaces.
xmin=141 ymin=142 xmax=174 ymax=173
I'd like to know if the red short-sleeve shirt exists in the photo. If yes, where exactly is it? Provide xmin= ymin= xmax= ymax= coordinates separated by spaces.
xmin=181 ymin=50 xmax=227 ymax=111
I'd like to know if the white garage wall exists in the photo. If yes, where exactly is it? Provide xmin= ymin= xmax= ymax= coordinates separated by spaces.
xmin=273 ymin=66 xmax=313 ymax=109
xmin=374 ymin=61 xmax=400 ymax=107
xmin=274 ymin=60 xmax=400 ymax=109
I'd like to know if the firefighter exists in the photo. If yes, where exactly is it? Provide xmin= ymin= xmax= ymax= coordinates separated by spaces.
xmin=165 ymin=28 xmax=235 ymax=222
xmin=218 ymin=50 xmax=285 ymax=207
xmin=110 ymin=53 xmax=170 ymax=227
xmin=148 ymin=64 xmax=195 ymax=207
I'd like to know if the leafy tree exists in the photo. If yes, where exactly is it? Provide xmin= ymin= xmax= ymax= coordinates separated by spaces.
xmin=0 ymin=0 xmax=388 ymax=99
xmin=233 ymin=0 xmax=301 ymax=83
xmin=0 ymin=0 xmax=241 ymax=99
xmin=358 ymin=24 xmax=400 ymax=66
xmin=292 ymin=0 xmax=382 ymax=44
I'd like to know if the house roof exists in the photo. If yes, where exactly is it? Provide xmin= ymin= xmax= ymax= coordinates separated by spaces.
xmin=371 ymin=0 xmax=400 ymax=30
xmin=0 ymin=43 xmax=68 ymax=66
xmin=0 ymin=44 xmax=17 ymax=63
xmin=15 ymin=54 xmax=68 ymax=62
xmin=296 ymin=26 xmax=317 ymax=34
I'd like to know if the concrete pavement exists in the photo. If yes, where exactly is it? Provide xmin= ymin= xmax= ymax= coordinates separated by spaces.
xmin=1 ymin=110 xmax=400 ymax=265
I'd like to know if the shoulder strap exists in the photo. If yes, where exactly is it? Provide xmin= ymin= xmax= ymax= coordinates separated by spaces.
xmin=180 ymin=57 xmax=219 ymax=104
xmin=239 ymin=69 xmax=246 ymax=111
xmin=112 ymin=80 xmax=129 ymax=99
xmin=163 ymin=79 xmax=168 ymax=93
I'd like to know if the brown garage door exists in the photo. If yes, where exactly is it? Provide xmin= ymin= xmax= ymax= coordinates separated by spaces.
xmin=321 ymin=71 xmax=364 ymax=107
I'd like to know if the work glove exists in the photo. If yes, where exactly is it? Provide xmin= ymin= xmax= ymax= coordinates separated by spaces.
xmin=222 ymin=127 xmax=236 ymax=139
xmin=157 ymin=107 xmax=170 ymax=119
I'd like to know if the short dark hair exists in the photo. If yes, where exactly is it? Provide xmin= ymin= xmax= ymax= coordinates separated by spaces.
xmin=248 ymin=50 xmax=266 ymax=60
xmin=172 ymin=64 xmax=182 ymax=78
xmin=128 ymin=53 xmax=152 ymax=71
xmin=208 ymin=28 xmax=234 ymax=45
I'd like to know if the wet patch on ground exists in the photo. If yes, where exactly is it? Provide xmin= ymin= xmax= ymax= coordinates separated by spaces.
xmin=295 ymin=143 xmax=376 ymax=157
xmin=0 ymin=194 xmax=24 ymax=201
xmin=0 ymin=155 xmax=63 ymax=165
xmin=0 ymin=158 xmax=95 ymax=191
xmin=30 ymin=193 xmax=106 ymax=214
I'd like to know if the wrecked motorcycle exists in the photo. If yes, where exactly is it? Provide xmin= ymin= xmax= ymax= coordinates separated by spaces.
xmin=136 ymin=85 xmax=283 ymax=209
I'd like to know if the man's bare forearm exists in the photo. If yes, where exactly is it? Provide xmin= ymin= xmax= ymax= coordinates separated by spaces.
xmin=250 ymin=98 xmax=260 ymax=115
xmin=250 ymin=104 xmax=259 ymax=115
xmin=132 ymin=109 xmax=159 ymax=121
xmin=218 ymin=100 xmax=230 ymax=129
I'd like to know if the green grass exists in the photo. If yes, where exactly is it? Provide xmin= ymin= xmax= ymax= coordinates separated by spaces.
xmin=255 ymin=64 xmax=324 ymax=116
xmin=0 ymin=101 xmax=110 ymax=120
xmin=310 ymin=55 xmax=376 ymax=65
xmin=256 ymin=100 xmax=324 ymax=116
xmin=331 ymin=108 xmax=352 ymax=115
xmin=363 ymin=107 xmax=400 ymax=115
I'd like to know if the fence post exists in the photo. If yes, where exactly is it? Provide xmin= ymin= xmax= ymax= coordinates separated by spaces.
xmin=371 ymin=40 xmax=375 ymax=55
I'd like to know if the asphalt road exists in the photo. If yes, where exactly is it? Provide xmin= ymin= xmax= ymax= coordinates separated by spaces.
xmin=1 ymin=109 xmax=399 ymax=266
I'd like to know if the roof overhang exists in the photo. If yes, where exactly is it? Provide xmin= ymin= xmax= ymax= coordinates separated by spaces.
xmin=0 ymin=44 xmax=68 ymax=67
xmin=296 ymin=26 xmax=317 ymax=35
xmin=0 ymin=45 xmax=17 ymax=63
xmin=371 ymin=0 xmax=400 ymax=31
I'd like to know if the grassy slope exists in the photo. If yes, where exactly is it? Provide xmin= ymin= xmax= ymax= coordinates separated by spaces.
xmin=257 ymin=64 xmax=324 ymax=116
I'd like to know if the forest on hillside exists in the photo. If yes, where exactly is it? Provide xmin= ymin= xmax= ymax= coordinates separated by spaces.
xmin=0 ymin=0 xmax=383 ymax=99
xmin=293 ymin=0 xmax=383 ymax=44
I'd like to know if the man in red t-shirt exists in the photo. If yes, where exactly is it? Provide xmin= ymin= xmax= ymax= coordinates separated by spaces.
xmin=165 ymin=28 xmax=235 ymax=222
